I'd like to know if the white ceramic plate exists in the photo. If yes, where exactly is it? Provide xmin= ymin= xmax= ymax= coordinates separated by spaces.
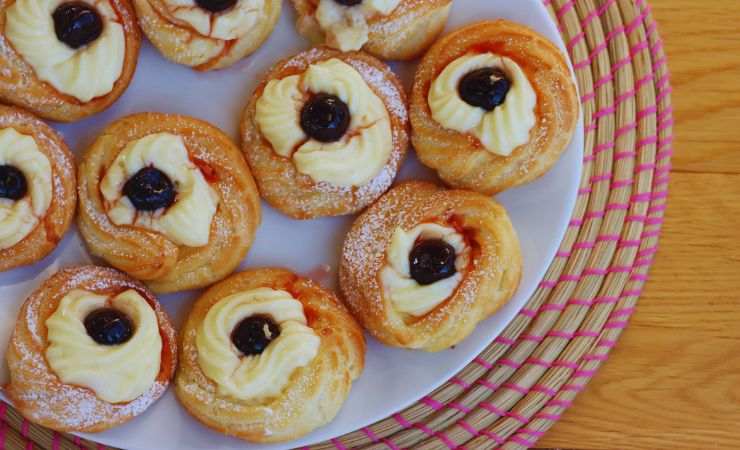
xmin=0 ymin=0 xmax=582 ymax=448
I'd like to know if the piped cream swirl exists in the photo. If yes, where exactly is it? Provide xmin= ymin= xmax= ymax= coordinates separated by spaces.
xmin=429 ymin=53 xmax=537 ymax=156
xmin=99 ymin=132 xmax=219 ymax=247
xmin=381 ymin=223 xmax=470 ymax=316
xmin=255 ymin=58 xmax=392 ymax=187
xmin=196 ymin=288 xmax=320 ymax=401
xmin=5 ymin=0 xmax=125 ymax=102
xmin=162 ymin=0 xmax=264 ymax=40
xmin=45 ymin=289 xmax=163 ymax=403
xmin=314 ymin=0 xmax=400 ymax=51
xmin=0 ymin=128 xmax=52 ymax=250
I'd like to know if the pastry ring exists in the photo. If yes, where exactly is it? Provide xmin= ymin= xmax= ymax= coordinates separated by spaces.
xmin=175 ymin=267 xmax=365 ymax=443
xmin=0 ymin=105 xmax=76 ymax=271
xmin=133 ymin=0 xmax=281 ymax=70
xmin=339 ymin=181 xmax=522 ymax=351
xmin=410 ymin=20 xmax=580 ymax=195
xmin=241 ymin=47 xmax=409 ymax=219
xmin=0 ymin=0 xmax=141 ymax=122
xmin=4 ymin=265 xmax=177 ymax=432
xmin=291 ymin=0 xmax=451 ymax=61
xmin=77 ymin=112 xmax=261 ymax=293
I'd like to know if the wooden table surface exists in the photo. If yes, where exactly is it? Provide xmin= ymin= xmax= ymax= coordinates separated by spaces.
xmin=539 ymin=1 xmax=740 ymax=448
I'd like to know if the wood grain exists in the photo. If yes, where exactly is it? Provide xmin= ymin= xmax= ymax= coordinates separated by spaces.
xmin=539 ymin=1 xmax=740 ymax=448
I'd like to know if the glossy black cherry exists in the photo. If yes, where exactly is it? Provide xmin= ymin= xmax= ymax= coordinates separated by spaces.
xmin=84 ymin=308 xmax=134 ymax=346
xmin=300 ymin=93 xmax=351 ymax=143
xmin=53 ymin=2 xmax=103 ymax=50
xmin=458 ymin=67 xmax=511 ymax=111
xmin=0 ymin=165 xmax=27 ymax=200
xmin=334 ymin=0 xmax=363 ymax=6
xmin=231 ymin=315 xmax=281 ymax=356
xmin=122 ymin=167 xmax=177 ymax=212
xmin=195 ymin=0 xmax=237 ymax=13
xmin=409 ymin=239 xmax=457 ymax=285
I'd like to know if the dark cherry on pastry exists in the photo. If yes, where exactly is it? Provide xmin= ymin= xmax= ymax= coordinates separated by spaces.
xmin=458 ymin=68 xmax=511 ymax=112
xmin=52 ymin=2 xmax=104 ymax=49
xmin=195 ymin=0 xmax=238 ymax=13
xmin=84 ymin=308 xmax=135 ymax=346
xmin=0 ymin=165 xmax=28 ymax=200
xmin=300 ymin=93 xmax=351 ymax=143
xmin=231 ymin=315 xmax=281 ymax=356
xmin=122 ymin=167 xmax=177 ymax=211
xmin=409 ymin=239 xmax=457 ymax=285
xmin=333 ymin=0 xmax=363 ymax=5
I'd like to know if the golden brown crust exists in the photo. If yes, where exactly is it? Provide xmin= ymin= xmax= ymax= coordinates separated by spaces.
xmin=339 ymin=181 xmax=522 ymax=351
xmin=291 ymin=0 xmax=451 ymax=61
xmin=133 ymin=0 xmax=281 ymax=70
xmin=410 ymin=20 xmax=580 ymax=195
xmin=175 ymin=267 xmax=365 ymax=443
xmin=240 ymin=47 xmax=409 ymax=219
xmin=0 ymin=105 xmax=76 ymax=271
xmin=3 ymin=265 xmax=177 ymax=433
xmin=0 ymin=0 xmax=141 ymax=122
xmin=77 ymin=112 xmax=262 ymax=293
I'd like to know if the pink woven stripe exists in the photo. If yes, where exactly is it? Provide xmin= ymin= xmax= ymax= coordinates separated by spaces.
xmin=527 ymin=357 xmax=552 ymax=367
xmin=532 ymin=385 xmax=558 ymax=396
xmin=457 ymin=420 xmax=479 ymax=437
xmin=478 ymin=379 xmax=500 ymax=391
xmin=585 ymin=210 xmax=605 ymax=220
xmin=503 ymin=382 xmax=530 ymax=395
xmin=499 ymin=358 xmax=522 ymax=369
xmin=553 ymin=360 xmax=579 ymax=370
xmin=509 ymin=435 xmax=536 ymax=447
xmin=540 ymin=279 xmax=557 ymax=288
xmin=331 ymin=438 xmax=348 ymax=450
xmin=382 ymin=439 xmax=401 ymax=450
xmin=637 ymin=104 xmax=658 ymax=120
xmin=612 ymin=307 xmax=637 ymax=318
xmin=574 ymin=241 xmax=595 ymax=250
xmin=574 ymin=369 xmax=598 ymax=378
xmin=450 ymin=402 xmax=472 ymax=414
xmin=583 ymin=353 xmax=609 ymax=362
xmin=451 ymin=376 xmax=471 ymax=389
xmin=521 ymin=333 xmax=545 ymax=343
xmin=495 ymin=335 xmax=516 ymax=346
xmin=535 ymin=412 xmax=561 ymax=421
xmin=567 ymin=31 xmax=586 ymax=51
xmin=520 ymin=307 xmax=538 ymax=318
xmin=595 ymin=295 xmax=619 ymax=305
xmin=474 ymin=357 xmax=493 ymax=369
xmin=422 ymin=397 xmax=444 ymax=411
xmin=559 ymin=274 xmax=581 ymax=282
xmin=568 ymin=298 xmax=593 ymax=307
xmin=507 ymin=410 xmax=530 ymax=424
xmin=563 ymin=383 xmax=585 ymax=393
xmin=392 ymin=413 xmax=411 ymax=428
xmin=362 ymin=426 xmax=380 ymax=443
xmin=556 ymin=0 xmax=575 ymax=21
xmin=622 ymin=288 xmax=643 ymax=297
xmin=548 ymin=398 xmax=573 ymax=408
xmin=480 ymin=401 xmax=507 ymax=416
xmin=481 ymin=430 xmax=506 ymax=445
xmin=549 ymin=330 xmax=575 ymax=339
xmin=612 ymin=178 xmax=634 ymax=188
xmin=520 ymin=428 xmax=546 ymax=438
xmin=540 ymin=303 xmax=566 ymax=312
xmin=597 ymin=234 xmax=620 ymax=242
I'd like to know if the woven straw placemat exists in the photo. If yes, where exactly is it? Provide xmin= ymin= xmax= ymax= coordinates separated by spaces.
xmin=0 ymin=0 xmax=673 ymax=448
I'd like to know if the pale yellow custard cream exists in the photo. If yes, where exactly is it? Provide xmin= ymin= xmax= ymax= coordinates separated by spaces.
xmin=255 ymin=58 xmax=392 ymax=186
xmin=428 ymin=53 xmax=537 ymax=156
xmin=380 ymin=223 xmax=470 ymax=317
xmin=163 ymin=0 xmax=264 ymax=40
xmin=5 ymin=0 xmax=125 ymax=102
xmin=0 ymin=128 xmax=52 ymax=250
xmin=196 ymin=288 xmax=320 ymax=401
xmin=100 ymin=133 xmax=219 ymax=247
xmin=45 ymin=289 xmax=163 ymax=404
xmin=314 ymin=0 xmax=400 ymax=51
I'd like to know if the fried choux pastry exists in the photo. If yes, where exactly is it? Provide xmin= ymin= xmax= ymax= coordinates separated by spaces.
xmin=77 ymin=112 xmax=261 ymax=293
xmin=4 ymin=265 xmax=177 ymax=433
xmin=410 ymin=20 xmax=579 ymax=195
xmin=291 ymin=0 xmax=451 ymax=60
xmin=241 ymin=47 xmax=408 ymax=219
xmin=175 ymin=267 xmax=365 ymax=443
xmin=339 ymin=181 xmax=522 ymax=351
xmin=0 ymin=0 xmax=141 ymax=122
xmin=133 ymin=0 xmax=281 ymax=70
xmin=0 ymin=105 xmax=76 ymax=271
